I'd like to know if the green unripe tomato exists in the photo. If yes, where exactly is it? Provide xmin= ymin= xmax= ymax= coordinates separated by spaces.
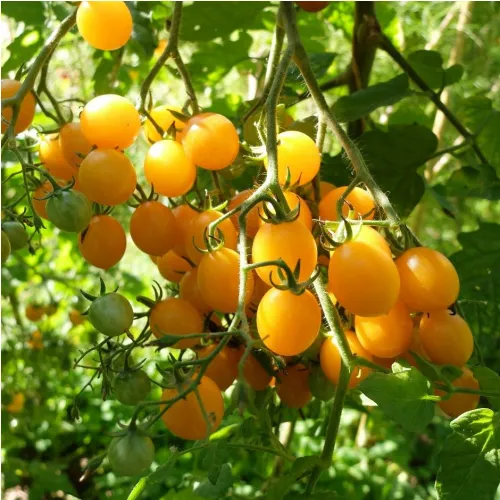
xmin=111 ymin=352 xmax=135 ymax=372
xmin=2 ymin=221 xmax=28 ymax=251
xmin=46 ymin=190 xmax=92 ymax=232
xmin=88 ymin=293 xmax=134 ymax=337
xmin=113 ymin=369 xmax=151 ymax=406
xmin=108 ymin=431 xmax=155 ymax=476
xmin=309 ymin=364 xmax=335 ymax=401
xmin=2 ymin=230 xmax=11 ymax=262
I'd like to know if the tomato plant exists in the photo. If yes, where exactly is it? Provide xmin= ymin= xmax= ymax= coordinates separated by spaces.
xmin=107 ymin=431 xmax=155 ymax=477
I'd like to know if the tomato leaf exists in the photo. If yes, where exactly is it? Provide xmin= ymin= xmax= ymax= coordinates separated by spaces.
xmin=472 ymin=367 xmax=500 ymax=411
xmin=408 ymin=50 xmax=463 ymax=90
xmin=194 ymin=463 xmax=233 ymax=498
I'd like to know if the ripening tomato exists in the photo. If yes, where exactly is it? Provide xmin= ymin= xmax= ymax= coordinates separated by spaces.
xmin=149 ymin=298 xmax=203 ymax=349
xmin=252 ymin=219 xmax=317 ymax=286
xmin=161 ymin=376 xmax=224 ymax=440
xmin=58 ymin=122 xmax=93 ymax=168
xmin=419 ymin=310 xmax=473 ymax=366
xmin=277 ymin=364 xmax=312 ymax=408
xmin=32 ymin=181 xmax=55 ymax=220
xmin=157 ymin=250 xmax=192 ymax=283
xmin=39 ymin=135 xmax=78 ymax=181
xmin=179 ymin=268 xmax=211 ymax=314
xmin=302 ymin=180 xmax=335 ymax=201
xmin=181 ymin=113 xmax=240 ymax=171
xmin=144 ymin=105 xmax=186 ymax=143
xmin=228 ymin=189 xmax=262 ymax=238
xmin=76 ymin=1 xmax=132 ymax=51
xmin=144 ymin=140 xmax=196 ymax=197
xmin=6 ymin=393 xmax=25 ymax=413
xmin=264 ymin=131 xmax=320 ymax=186
xmin=1 ymin=79 xmax=36 ymax=134
xmin=243 ymin=351 xmax=273 ymax=391
xmin=78 ymin=215 xmax=126 ymax=269
xmin=130 ymin=201 xmax=177 ymax=256
xmin=248 ymin=274 xmax=271 ymax=309
xmin=257 ymin=289 xmax=321 ymax=356
xmin=296 ymin=1 xmax=330 ymax=12
xmin=320 ymin=330 xmax=373 ymax=388
xmin=319 ymin=186 xmax=375 ymax=221
xmin=437 ymin=367 xmax=479 ymax=418
xmin=26 ymin=304 xmax=45 ymax=322
xmin=355 ymin=301 xmax=413 ymax=358
xmin=89 ymin=293 xmax=134 ymax=337
xmin=198 ymin=248 xmax=255 ymax=313
xmin=46 ymin=190 xmax=93 ymax=233
xmin=2 ymin=221 xmax=28 ymax=250
xmin=328 ymin=240 xmax=399 ymax=317
xmin=197 ymin=343 xmax=241 ymax=390
xmin=79 ymin=149 xmax=137 ymax=206
xmin=69 ymin=309 xmax=85 ymax=326
xmin=108 ymin=431 xmax=154 ymax=477
xmin=171 ymin=204 xmax=198 ymax=258
xmin=260 ymin=191 xmax=313 ymax=231
xmin=396 ymin=247 xmax=460 ymax=312
xmin=184 ymin=210 xmax=238 ymax=265
xmin=80 ymin=94 xmax=141 ymax=149
xmin=113 ymin=369 xmax=151 ymax=406
xmin=27 ymin=330 xmax=43 ymax=350
xmin=347 ymin=225 xmax=392 ymax=257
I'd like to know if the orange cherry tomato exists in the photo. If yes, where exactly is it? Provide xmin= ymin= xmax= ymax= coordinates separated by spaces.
xmin=181 ymin=113 xmax=240 ymax=171
xmin=355 ymin=301 xmax=413 ymax=358
xmin=149 ymin=298 xmax=204 ymax=349
xmin=25 ymin=304 xmax=45 ymax=322
xmin=437 ymin=367 xmax=479 ymax=418
xmin=79 ymin=149 xmax=137 ymax=206
xmin=197 ymin=248 xmax=255 ymax=313
xmin=171 ymin=204 xmax=198 ymax=258
xmin=157 ymin=250 xmax=192 ymax=283
xmin=252 ymin=219 xmax=317 ymax=286
xmin=162 ymin=376 xmax=224 ymax=440
xmin=228 ymin=189 xmax=262 ymax=238
xmin=277 ymin=364 xmax=312 ymax=408
xmin=396 ymin=247 xmax=460 ymax=312
xmin=319 ymin=186 xmax=375 ymax=221
xmin=248 ymin=274 xmax=271 ymax=308
xmin=346 ymin=225 xmax=392 ymax=256
xmin=197 ymin=343 xmax=241 ymax=391
xmin=58 ymin=122 xmax=93 ymax=168
xmin=144 ymin=105 xmax=186 ymax=143
xmin=419 ymin=311 xmax=473 ymax=366
xmin=32 ymin=181 xmax=55 ymax=220
xmin=296 ymin=1 xmax=330 ymax=12
xmin=144 ymin=140 xmax=196 ymax=197
xmin=70 ymin=309 xmax=85 ymax=326
xmin=243 ymin=351 xmax=273 ymax=391
xmin=78 ymin=215 xmax=126 ymax=269
xmin=320 ymin=330 xmax=373 ymax=389
xmin=80 ymin=94 xmax=140 ymax=149
xmin=1 ymin=79 xmax=36 ymax=134
xmin=130 ymin=201 xmax=177 ymax=256
xmin=257 ymin=289 xmax=321 ymax=356
xmin=260 ymin=191 xmax=313 ymax=231
xmin=179 ymin=268 xmax=211 ymax=314
xmin=39 ymin=135 xmax=78 ymax=181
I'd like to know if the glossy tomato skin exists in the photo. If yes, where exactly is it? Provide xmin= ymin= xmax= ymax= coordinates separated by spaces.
xmin=161 ymin=376 xmax=224 ymax=440
xmin=77 ymin=1 xmax=133 ymax=51
xmin=1 ymin=79 xmax=36 ymax=134
xmin=88 ymin=293 xmax=134 ymax=337
xmin=319 ymin=186 xmax=375 ymax=222
xmin=396 ymin=247 xmax=460 ymax=313
xmin=198 ymin=248 xmax=255 ymax=313
xmin=149 ymin=298 xmax=203 ymax=349
xmin=144 ymin=140 xmax=196 ymax=197
xmin=437 ymin=367 xmax=479 ymax=418
xmin=108 ymin=432 xmax=155 ymax=477
xmin=243 ymin=351 xmax=273 ymax=391
xmin=355 ymin=301 xmax=413 ymax=358
xmin=348 ymin=225 xmax=392 ymax=256
xmin=2 ymin=230 xmax=11 ymax=263
xmin=157 ymin=251 xmax=192 ymax=283
xmin=59 ymin=122 xmax=93 ymax=168
xmin=328 ymin=240 xmax=400 ymax=317
xmin=78 ymin=215 xmax=126 ymax=269
xmin=179 ymin=268 xmax=211 ymax=314
xmin=181 ymin=113 xmax=240 ymax=171
xmin=228 ymin=189 xmax=262 ymax=238
xmin=130 ymin=201 xmax=178 ymax=257
xmin=46 ymin=190 xmax=92 ymax=233
xmin=80 ymin=94 xmax=140 ymax=150
xmin=171 ymin=204 xmax=198 ymax=258
xmin=252 ymin=219 xmax=317 ymax=286
xmin=296 ymin=1 xmax=330 ymax=12
xmin=39 ymin=135 xmax=78 ymax=181
xmin=2 ymin=221 xmax=28 ymax=251
xmin=257 ymin=289 xmax=321 ymax=356
xmin=113 ymin=370 xmax=151 ymax=406
xmin=419 ymin=310 xmax=473 ymax=366
xmin=144 ymin=105 xmax=186 ymax=143
xmin=197 ymin=343 xmax=241 ymax=391
xmin=277 ymin=364 xmax=312 ymax=408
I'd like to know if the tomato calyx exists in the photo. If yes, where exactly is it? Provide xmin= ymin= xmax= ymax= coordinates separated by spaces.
xmin=257 ymin=191 xmax=300 ymax=225
xmin=128 ymin=182 xmax=159 ymax=208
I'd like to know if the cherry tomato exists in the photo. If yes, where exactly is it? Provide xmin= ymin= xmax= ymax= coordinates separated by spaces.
xmin=130 ymin=201 xmax=177 ymax=257
xmin=328 ymin=240 xmax=400 ymax=317
xmin=419 ymin=311 xmax=473 ymax=366
xmin=320 ymin=330 xmax=373 ymax=388
xmin=113 ymin=369 xmax=151 ymax=406
xmin=277 ymin=364 xmax=312 ymax=408
xmin=39 ymin=134 xmax=78 ymax=181
xmin=260 ymin=191 xmax=313 ymax=231
xmin=162 ymin=376 xmax=224 ymax=440
xmin=396 ymin=247 xmax=460 ymax=313
xmin=79 ymin=149 xmax=137 ymax=206
xmin=108 ymin=431 xmax=155 ymax=477
xmin=88 ymin=293 xmax=134 ymax=337
xmin=77 ymin=1 xmax=133 ymax=51
xmin=242 ymin=351 xmax=273 ymax=391
xmin=80 ymin=94 xmax=140 ymax=149
xmin=27 ymin=330 xmax=43 ymax=350
xmin=2 ymin=221 xmax=28 ymax=250
xmin=144 ymin=105 xmax=186 ymax=143
xmin=197 ymin=343 xmax=241 ymax=391
xmin=346 ymin=225 xmax=392 ymax=256
xmin=228 ymin=189 xmax=262 ymax=238
xmin=436 ymin=367 xmax=479 ymax=418
xmin=198 ymin=248 xmax=255 ymax=313
xmin=302 ymin=181 xmax=335 ymax=201
xmin=1 ymin=79 xmax=36 ymax=134
xmin=184 ymin=210 xmax=238 ymax=265
xmin=46 ymin=190 xmax=92 ymax=233
xmin=257 ymin=289 xmax=321 ymax=356
xmin=157 ymin=250 xmax=192 ymax=283
xmin=144 ymin=140 xmax=196 ymax=198
xmin=78 ymin=215 xmax=126 ymax=269
xmin=6 ymin=393 xmax=25 ymax=413
xmin=25 ymin=304 xmax=45 ymax=322
xmin=179 ymin=268 xmax=211 ymax=314
xmin=248 ymin=274 xmax=271 ymax=309
xmin=296 ymin=1 xmax=330 ymax=12
xmin=319 ymin=186 xmax=375 ymax=221
xmin=69 ymin=309 xmax=85 ymax=326
xmin=171 ymin=204 xmax=198 ymax=258
xmin=252 ymin=219 xmax=317 ymax=286
xmin=58 ymin=122 xmax=93 ymax=168
xmin=32 ymin=180 xmax=55 ymax=220
xmin=264 ymin=131 xmax=320 ymax=186
xmin=149 ymin=298 xmax=203 ymax=349
xmin=2 ymin=230 xmax=11 ymax=263
xmin=355 ymin=301 xmax=413 ymax=358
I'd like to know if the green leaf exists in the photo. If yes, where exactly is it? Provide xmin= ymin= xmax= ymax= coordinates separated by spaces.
xmin=2 ymin=30 xmax=44 ymax=73
xmin=472 ymin=367 xmax=500 ymax=410
xmin=194 ymin=463 xmax=233 ymax=498
xmin=358 ymin=364 xmax=435 ymax=432
xmin=436 ymin=409 xmax=500 ymax=500
xmin=2 ymin=1 xmax=45 ymax=25
xmin=408 ymin=50 xmax=463 ymax=90
xmin=202 ymin=442 xmax=230 ymax=485
xmin=332 ymin=74 xmax=410 ymax=122
xmin=128 ymin=4 xmax=157 ymax=59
